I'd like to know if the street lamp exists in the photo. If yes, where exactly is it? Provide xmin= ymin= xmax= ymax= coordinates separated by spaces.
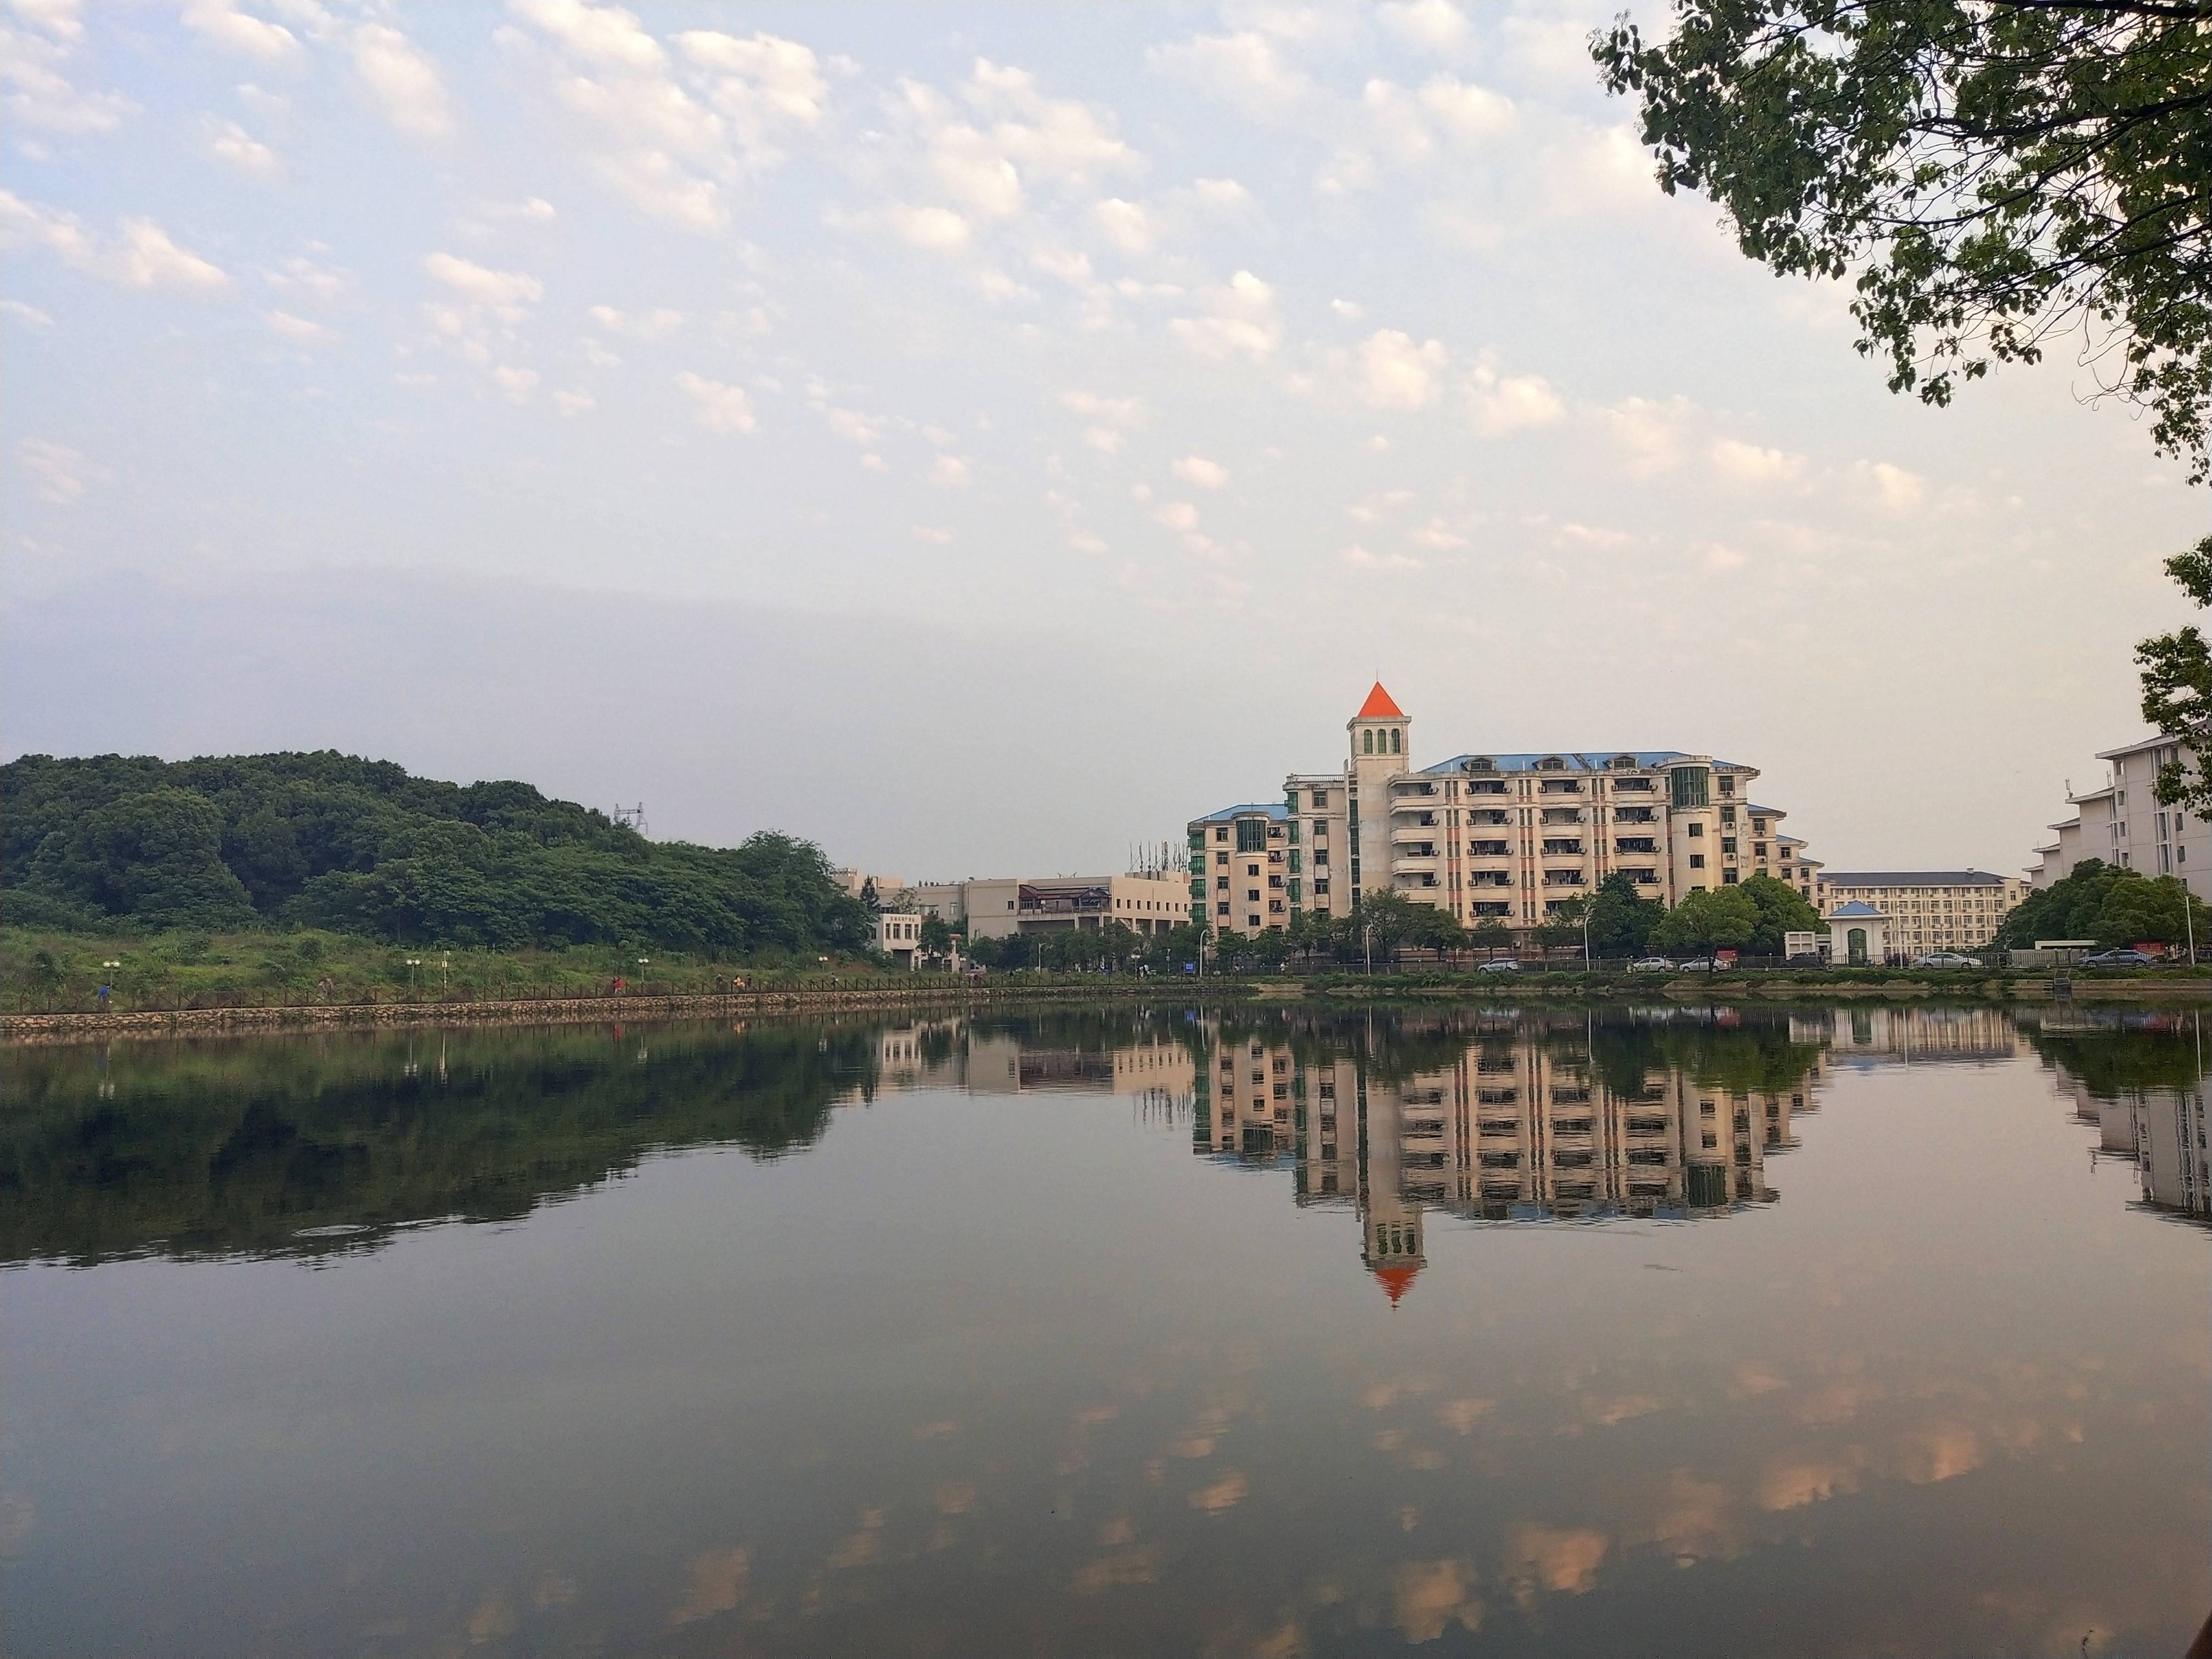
xmin=404 ymin=957 xmax=422 ymax=998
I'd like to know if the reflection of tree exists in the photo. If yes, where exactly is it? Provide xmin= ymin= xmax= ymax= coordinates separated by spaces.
xmin=1580 ymin=1018 xmax=1826 ymax=1101
xmin=2018 ymin=1019 xmax=2211 ymax=1098
xmin=0 ymin=1022 xmax=884 ymax=1266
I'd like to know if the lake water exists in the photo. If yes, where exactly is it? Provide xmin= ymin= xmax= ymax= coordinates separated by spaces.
xmin=4 ymin=1003 xmax=2207 ymax=1657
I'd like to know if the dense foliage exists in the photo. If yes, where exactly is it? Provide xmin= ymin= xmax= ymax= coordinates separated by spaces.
xmin=1992 ymin=856 xmax=2211 ymax=946
xmin=1596 ymin=0 xmax=2212 ymax=482
xmin=1 ymin=752 xmax=870 ymax=956
xmin=2138 ymin=536 xmax=2212 ymax=814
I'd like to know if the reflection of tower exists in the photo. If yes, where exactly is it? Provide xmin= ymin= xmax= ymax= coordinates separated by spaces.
xmin=1357 ymin=1060 xmax=1428 ymax=1305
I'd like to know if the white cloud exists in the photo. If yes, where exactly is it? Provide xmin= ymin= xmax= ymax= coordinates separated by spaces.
xmin=676 ymin=30 xmax=828 ymax=150
xmin=1169 ymin=270 xmax=1280 ymax=361
xmin=18 ymin=437 xmax=91 ymax=504
xmin=1419 ymin=75 xmax=1514 ymax=142
xmin=1341 ymin=542 xmax=1422 ymax=571
xmin=423 ymin=252 xmax=543 ymax=311
xmin=929 ymin=454 xmax=972 ymax=489
xmin=886 ymin=204 xmax=970 ymax=251
xmin=1596 ymin=394 xmax=1691 ymax=477
xmin=1 ymin=1 xmax=136 ymax=132
xmin=1147 ymin=31 xmax=1314 ymax=121
xmin=481 ymin=195 xmax=559 ymax=223
xmin=1 ymin=297 xmax=54 ymax=330
xmin=262 ymin=253 xmax=348 ymax=302
xmin=510 ymin=0 xmax=664 ymax=71
xmin=205 ymin=117 xmax=281 ymax=178
xmin=554 ymin=387 xmax=596 ymax=415
xmin=1173 ymin=455 xmax=1228 ymax=490
xmin=586 ymin=303 xmax=682 ymax=338
xmin=1187 ymin=177 xmax=1250 ymax=212
xmin=1379 ymin=0 xmax=1469 ymax=53
xmin=821 ymin=407 xmax=878 ymax=444
xmin=1702 ymin=541 xmax=1747 ymax=573
xmin=493 ymin=364 xmax=540 ymax=402
xmin=1093 ymin=198 xmax=1154 ymax=256
xmin=263 ymin=308 xmax=335 ymax=345
xmin=1085 ymin=427 xmax=1124 ymax=453
xmin=1709 ymin=437 xmax=1805 ymax=485
xmin=1154 ymin=500 xmax=1200 ymax=533
xmin=353 ymin=22 xmax=454 ymax=142
xmin=1331 ymin=298 xmax=1365 ymax=320
xmin=182 ymin=1 xmax=303 ymax=66
xmin=965 ymin=57 xmax=1138 ymax=187
xmin=912 ymin=524 xmax=953 ymax=544
xmin=1060 ymin=389 xmax=1143 ymax=427
xmin=1866 ymin=460 xmax=1926 ymax=511
xmin=1503 ymin=13 xmax=1599 ymax=86
xmin=1411 ymin=518 xmax=1470 ymax=551
xmin=1468 ymin=365 xmax=1563 ymax=435
xmin=676 ymin=370 xmax=756 ymax=433
xmin=1359 ymin=329 xmax=1449 ymax=409
xmin=0 ymin=192 xmax=233 ymax=294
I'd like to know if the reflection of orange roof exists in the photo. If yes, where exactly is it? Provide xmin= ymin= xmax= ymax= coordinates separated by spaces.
xmin=1356 ymin=681 xmax=1405 ymax=720
xmin=1372 ymin=1264 xmax=1419 ymax=1306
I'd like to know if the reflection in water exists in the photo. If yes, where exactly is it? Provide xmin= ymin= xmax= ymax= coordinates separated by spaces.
xmin=3 ymin=1001 xmax=2208 ymax=1658
xmin=6 ymin=1002 xmax=2205 ymax=1273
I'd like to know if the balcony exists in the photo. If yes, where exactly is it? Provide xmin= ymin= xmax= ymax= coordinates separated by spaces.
xmin=1392 ymin=823 xmax=1440 ymax=844
xmin=1541 ymin=839 xmax=1585 ymax=856
xmin=1539 ymin=807 xmax=1584 ymax=825
xmin=1624 ymin=868 xmax=1660 ymax=885
xmin=1542 ymin=870 xmax=1586 ymax=887
xmin=1615 ymin=837 xmax=1657 ymax=854
xmin=1470 ymin=900 xmax=1513 ymax=916
xmin=1394 ymin=873 xmax=1440 ymax=889
xmin=1614 ymin=806 xmax=1657 ymax=824
xmin=1467 ymin=809 xmax=1510 ymax=826
xmin=1390 ymin=782 xmax=1440 ymax=804
xmin=1467 ymin=839 xmax=1510 ymax=857
xmin=1394 ymin=844 xmax=1440 ymax=863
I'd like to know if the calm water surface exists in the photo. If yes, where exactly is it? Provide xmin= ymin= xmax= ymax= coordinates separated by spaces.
xmin=4 ymin=1003 xmax=2207 ymax=1657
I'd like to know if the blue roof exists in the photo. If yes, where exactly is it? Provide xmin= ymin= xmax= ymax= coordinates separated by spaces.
xmin=1191 ymin=802 xmax=1291 ymax=825
xmin=1827 ymin=901 xmax=1883 ymax=917
xmin=1418 ymin=751 xmax=1751 ymax=776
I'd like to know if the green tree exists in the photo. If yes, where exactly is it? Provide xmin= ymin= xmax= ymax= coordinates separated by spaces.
xmin=2138 ymin=537 xmax=2212 ymax=815
xmin=1352 ymin=890 xmax=1425 ymax=966
xmin=1596 ymin=2 xmax=2212 ymax=481
xmin=1471 ymin=918 xmax=1516 ymax=957
xmin=1584 ymin=872 xmax=1664 ymax=957
xmin=1995 ymin=857 xmax=2133 ymax=946
xmin=2092 ymin=872 xmax=2209 ymax=946
xmin=1652 ymin=887 xmax=1760 ymax=955
xmin=918 ymin=913 xmax=953 ymax=957
xmin=1737 ymin=873 xmax=1821 ymax=954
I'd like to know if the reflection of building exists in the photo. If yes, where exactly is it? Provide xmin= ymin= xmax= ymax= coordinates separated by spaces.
xmin=1808 ymin=1006 xmax=2026 ymax=1063
xmin=1186 ymin=681 xmax=1816 ymax=941
xmin=910 ymin=874 xmax=1190 ymax=939
xmin=1191 ymin=1015 xmax=1814 ymax=1302
xmin=2036 ymin=1016 xmax=2212 ymax=1223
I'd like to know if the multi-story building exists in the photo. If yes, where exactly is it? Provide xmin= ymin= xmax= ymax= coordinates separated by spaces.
xmin=910 ymin=872 xmax=1190 ymax=939
xmin=1815 ymin=871 xmax=2027 ymax=955
xmin=1188 ymin=681 xmax=1805 ymax=938
xmin=2028 ymin=734 xmax=2209 ymax=895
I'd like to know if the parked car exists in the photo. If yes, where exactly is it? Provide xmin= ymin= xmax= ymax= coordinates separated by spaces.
xmin=1474 ymin=958 xmax=1521 ymax=974
xmin=1629 ymin=956 xmax=1673 ymax=972
xmin=1912 ymin=952 xmax=1982 ymax=968
xmin=2082 ymin=948 xmax=2158 ymax=966
xmin=1785 ymin=952 xmax=1824 ymax=968
xmin=1677 ymin=957 xmax=1719 ymax=971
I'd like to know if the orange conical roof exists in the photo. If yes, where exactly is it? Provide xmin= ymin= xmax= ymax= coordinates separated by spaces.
xmin=1356 ymin=681 xmax=1405 ymax=720
xmin=1372 ymin=1264 xmax=1419 ymax=1306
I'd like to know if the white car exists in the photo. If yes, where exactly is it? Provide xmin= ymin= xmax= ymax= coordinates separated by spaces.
xmin=1912 ymin=952 xmax=1982 ymax=968
xmin=1629 ymin=956 xmax=1673 ymax=972
xmin=1474 ymin=958 xmax=1521 ymax=974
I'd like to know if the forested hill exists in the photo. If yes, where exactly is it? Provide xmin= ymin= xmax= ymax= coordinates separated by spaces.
xmin=0 ymin=752 xmax=871 ymax=955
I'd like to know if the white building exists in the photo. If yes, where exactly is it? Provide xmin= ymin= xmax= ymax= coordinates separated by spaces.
xmin=2028 ymin=734 xmax=2209 ymax=895
xmin=910 ymin=873 xmax=1190 ymax=940
xmin=872 ymin=911 xmax=923 ymax=968
xmin=1824 ymin=901 xmax=1889 ymax=966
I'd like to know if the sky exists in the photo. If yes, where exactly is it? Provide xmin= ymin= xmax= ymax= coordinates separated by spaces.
xmin=2 ymin=0 xmax=2204 ymax=882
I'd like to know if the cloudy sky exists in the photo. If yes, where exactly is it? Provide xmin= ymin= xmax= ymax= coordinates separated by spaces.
xmin=3 ymin=0 xmax=2202 ymax=879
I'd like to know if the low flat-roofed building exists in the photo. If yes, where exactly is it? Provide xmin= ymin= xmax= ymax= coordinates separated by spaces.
xmin=912 ymin=873 xmax=1191 ymax=939
xmin=1819 ymin=871 xmax=2025 ymax=955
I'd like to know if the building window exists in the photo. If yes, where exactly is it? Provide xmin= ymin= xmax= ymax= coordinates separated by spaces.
xmin=1690 ymin=854 xmax=1706 ymax=869
xmin=1216 ymin=902 xmax=1229 ymax=917
xmin=1216 ymin=877 xmax=1228 ymax=891
xmin=1246 ymin=889 xmax=1260 ymax=901
xmin=1391 ymin=727 xmax=1402 ymax=753
xmin=1215 ymin=826 xmax=1229 ymax=842
xmin=1363 ymin=729 xmax=1375 ymax=754
xmin=1721 ymin=837 xmax=1737 ymax=855
xmin=1722 ymin=868 xmax=1739 ymax=884
xmin=1311 ymin=789 xmax=1329 ymax=808
xmin=1688 ymin=821 xmax=1704 ymax=837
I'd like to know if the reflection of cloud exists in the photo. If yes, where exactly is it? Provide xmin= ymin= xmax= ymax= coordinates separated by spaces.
xmin=1731 ymin=1363 xmax=1787 ymax=1397
xmin=1586 ymin=1392 xmax=1661 ymax=1427
xmin=1189 ymin=1471 xmax=1249 ymax=1511
xmin=827 ymin=1508 xmax=888 ymax=1569
xmin=1796 ymin=1380 xmax=1873 ymax=1424
xmin=1437 ymin=1397 xmax=1494 ymax=1434
xmin=1757 ymin=1449 xmax=1865 ymax=1510
xmin=1072 ymin=1546 xmax=1159 ymax=1592
xmin=1898 ymin=1424 xmax=1985 ymax=1485
xmin=465 ymin=1587 xmax=516 ymax=1644
xmin=1172 ymin=1433 xmax=1217 ymax=1458
xmin=531 ymin=1570 xmax=577 ymax=1610
xmin=1503 ymin=1524 xmax=1609 ymax=1603
xmin=935 ymin=1480 xmax=977 ymax=1515
xmin=912 ymin=1420 xmax=958 ymax=1439
xmin=1251 ymin=1619 xmax=1308 ymax=1657
xmin=1393 ymin=1558 xmax=1483 ymax=1642
xmin=1633 ymin=1469 xmax=1742 ymax=1565
xmin=668 ymin=1547 xmax=749 ymax=1625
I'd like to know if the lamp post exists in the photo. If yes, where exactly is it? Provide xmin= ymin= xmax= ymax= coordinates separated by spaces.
xmin=636 ymin=957 xmax=649 ymax=993
xmin=101 ymin=958 xmax=121 ymax=1012
xmin=404 ymin=958 xmax=422 ymax=999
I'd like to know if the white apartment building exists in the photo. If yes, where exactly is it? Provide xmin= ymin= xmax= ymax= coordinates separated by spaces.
xmin=1816 ymin=871 xmax=2027 ymax=954
xmin=871 ymin=911 xmax=923 ymax=968
xmin=1188 ymin=682 xmax=1809 ymax=936
xmin=909 ymin=873 xmax=1190 ymax=939
xmin=2028 ymin=734 xmax=2209 ymax=896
